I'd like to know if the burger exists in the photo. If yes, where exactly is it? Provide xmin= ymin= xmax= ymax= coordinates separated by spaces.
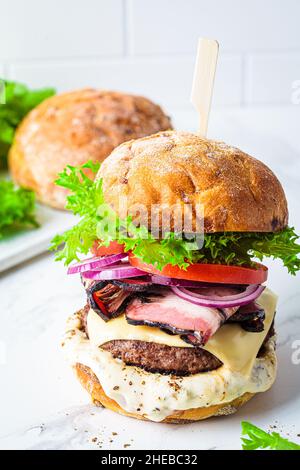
xmin=8 ymin=89 xmax=172 ymax=209
xmin=52 ymin=131 xmax=300 ymax=423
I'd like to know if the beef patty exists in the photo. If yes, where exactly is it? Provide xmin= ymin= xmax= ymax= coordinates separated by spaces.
xmin=101 ymin=340 xmax=222 ymax=375
xmin=80 ymin=307 xmax=275 ymax=376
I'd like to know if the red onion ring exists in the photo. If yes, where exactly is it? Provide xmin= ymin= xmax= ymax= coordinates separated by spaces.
xmin=151 ymin=274 xmax=233 ymax=288
xmin=67 ymin=253 xmax=127 ymax=274
xmin=81 ymin=262 xmax=147 ymax=280
xmin=171 ymin=284 xmax=265 ymax=308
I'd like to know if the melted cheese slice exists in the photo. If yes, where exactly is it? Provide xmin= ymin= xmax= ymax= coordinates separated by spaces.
xmin=87 ymin=288 xmax=277 ymax=376
xmin=88 ymin=309 xmax=190 ymax=348
xmin=204 ymin=288 xmax=277 ymax=375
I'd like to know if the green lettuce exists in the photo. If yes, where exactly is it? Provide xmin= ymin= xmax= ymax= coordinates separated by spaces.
xmin=0 ymin=180 xmax=39 ymax=237
xmin=0 ymin=79 xmax=55 ymax=166
xmin=241 ymin=421 xmax=300 ymax=450
xmin=50 ymin=162 xmax=300 ymax=274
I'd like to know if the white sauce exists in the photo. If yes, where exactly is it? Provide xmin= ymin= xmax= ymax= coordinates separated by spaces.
xmin=63 ymin=312 xmax=277 ymax=422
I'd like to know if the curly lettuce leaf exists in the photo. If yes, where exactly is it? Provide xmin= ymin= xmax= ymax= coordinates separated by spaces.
xmin=0 ymin=180 xmax=39 ymax=237
xmin=50 ymin=161 xmax=102 ymax=265
xmin=193 ymin=228 xmax=300 ymax=275
xmin=50 ymin=162 xmax=300 ymax=273
xmin=241 ymin=421 xmax=300 ymax=450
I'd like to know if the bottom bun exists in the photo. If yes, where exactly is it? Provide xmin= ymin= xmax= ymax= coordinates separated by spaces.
xmin=74 ymin=362 xmax=254 ymax=423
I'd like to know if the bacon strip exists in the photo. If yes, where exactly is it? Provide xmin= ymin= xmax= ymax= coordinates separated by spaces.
xmin=88 ymin=281 xmax=132 ymax=322
xmin=86 ymin=279 xmax=152 ymax=322
xmin=228 ymin=301 xmax=265 ymax=332
xmin=126 ymin=289 xmax=239 ymax=346
xmin=87 ymin=280 xmax=264 ymax=342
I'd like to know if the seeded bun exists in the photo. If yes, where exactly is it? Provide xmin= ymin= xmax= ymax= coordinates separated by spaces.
xmin=75 ymin=362 xmax=255 ymax=423
xmin=99 ymin=130 xmax=288 ymax=232
xmin=8 ymin=89 xmax=172 ymax=209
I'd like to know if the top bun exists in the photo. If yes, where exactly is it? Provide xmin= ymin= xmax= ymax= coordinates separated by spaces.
xmin=99 ymin=130 xmax=288 ymax=233
xmin=8 ymin=89 xmax=172 ymax=209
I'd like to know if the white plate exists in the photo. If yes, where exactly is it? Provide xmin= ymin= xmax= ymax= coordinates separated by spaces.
xmin=0 ymin=203 xmax=76 ymax=273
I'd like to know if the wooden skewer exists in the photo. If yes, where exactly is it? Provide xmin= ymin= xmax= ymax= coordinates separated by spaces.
xmin=190 ymin=38 xmax=219 ymax=137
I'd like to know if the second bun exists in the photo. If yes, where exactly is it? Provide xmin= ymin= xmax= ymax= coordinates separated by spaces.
xmin=9 ymin=89 xmax=172 ymax=209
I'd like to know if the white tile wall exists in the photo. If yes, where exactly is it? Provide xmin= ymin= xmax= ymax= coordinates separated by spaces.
xmin=9 ymin=54 xmax=242 ymax=109
xmin=1 ymin=0 xmax=299 ymax=109
xmin=245 ymin=53 xmax=300 ymax=105
xmin=0 ymin=0 xmax=124 ymax=60
xmin=128 ymin=0 xmax=300 ymax=54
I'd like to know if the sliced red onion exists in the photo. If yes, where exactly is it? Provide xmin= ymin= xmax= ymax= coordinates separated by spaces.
xmin=81 ymin=262 xmax=147 ymax=281
xmin=171 ymin=284 xmax=265 ymax=308
xmin=151 ymin=274 xmax=229 ymax=288
xmin=112 ymin=277 xmax=152 ymax=291
xmin=67 ymin=253 xmax=127 ymax=274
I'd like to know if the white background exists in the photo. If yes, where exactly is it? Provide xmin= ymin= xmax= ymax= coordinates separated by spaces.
xmin=0 ymin=0 xmax=299 ymax=114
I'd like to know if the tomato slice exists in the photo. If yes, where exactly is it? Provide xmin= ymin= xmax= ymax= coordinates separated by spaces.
xmin=128 ymin=252 xmax=268 ymax=285
xmin=91 ymin=240 xmax=125 ymax=257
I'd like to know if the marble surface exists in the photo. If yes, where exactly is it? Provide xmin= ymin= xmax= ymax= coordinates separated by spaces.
xmin=0 ymin=107 xmax=300 ymax=450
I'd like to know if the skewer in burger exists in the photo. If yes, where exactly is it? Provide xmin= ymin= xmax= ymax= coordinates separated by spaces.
xmin=52 ymin=131 xmax=300 ymax=423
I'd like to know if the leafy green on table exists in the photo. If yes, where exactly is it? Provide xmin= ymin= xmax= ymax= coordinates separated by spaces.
xmin=241 ymin=421 xmax=300 ymax=450
xmin=0 ymin=79 xmax=55 ymax=166
xmin=0 ymin=180 xmax=39 ymax=237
